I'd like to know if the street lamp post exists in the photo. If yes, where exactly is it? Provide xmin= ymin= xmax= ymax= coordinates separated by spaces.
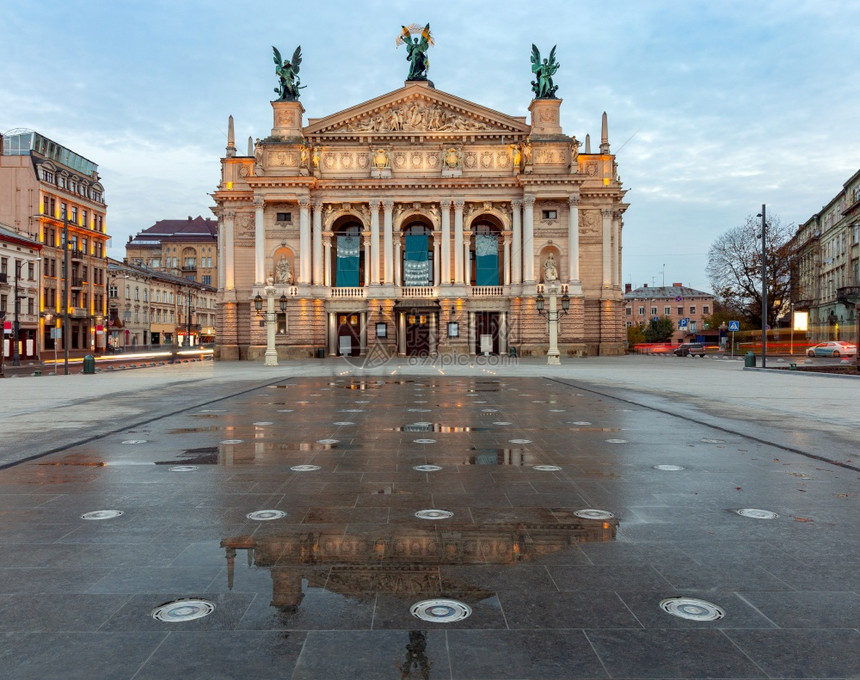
xmin=185 ymin=288 xmax=193 ymax=347
xmin=757 ymin=204 xmax=767 ymax=369
xmin=62 ymin=212 xmax=71 ymax=375
xmin=536 ymin=283 xmax=570 ymax=365
xmin=254 ymin=277 xmax=287 ymax=367
xmin=12 ymin=260 xmax=22 ymax=366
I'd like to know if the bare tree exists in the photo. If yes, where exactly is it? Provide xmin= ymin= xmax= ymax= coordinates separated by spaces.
xmin=706 ymin=214 xmax=796 ymax=328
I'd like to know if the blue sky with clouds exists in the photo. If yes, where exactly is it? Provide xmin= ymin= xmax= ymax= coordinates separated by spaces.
xmin=3 ymin=0 xmax=858 ymax=292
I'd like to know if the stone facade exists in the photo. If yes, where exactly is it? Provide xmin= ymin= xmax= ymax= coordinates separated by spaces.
xmin=624 ymin=283 xmax=715 ymax=344
xmin=212 ymin=79 xmax=628 ymax=361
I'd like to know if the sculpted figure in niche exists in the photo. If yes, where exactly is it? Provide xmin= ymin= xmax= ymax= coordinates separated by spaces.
xmin=275 ymin=255 xmax=293 ymax=284
xmin=543 ymin=252 xmax=559 ymax=282
xmin=522 ymin=139 xmax=533 ymax=165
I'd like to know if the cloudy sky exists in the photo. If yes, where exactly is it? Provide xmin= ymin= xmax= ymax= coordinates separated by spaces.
xmin=3 ymin=0 xmax=858 ymax=292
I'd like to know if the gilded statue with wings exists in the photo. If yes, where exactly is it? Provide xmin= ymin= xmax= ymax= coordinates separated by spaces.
xmin=397 ymin=24 xmax=433 ymax=81
xmin=272 ymin=45 xmax=305 ymax=101
xmin=530 ymin=44 xmax=560 ymax=99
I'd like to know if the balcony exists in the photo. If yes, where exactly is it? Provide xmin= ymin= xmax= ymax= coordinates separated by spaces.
xmin=471 ymin=285 xmax=506 ymax=297
xmin=401 ymin=286 xmax=438 ymax=298
xmin=182 ymin=264 xmax=197 ymax=272
xmin=70 ymin=307 xmax=89 ymax=318
xmin=71 ymin=277 xmax=85 ymax=288
xmin=330 ymin=287 xmax=366 ymax=298
xmin=836 ymin=286 xmax=860 ymax=305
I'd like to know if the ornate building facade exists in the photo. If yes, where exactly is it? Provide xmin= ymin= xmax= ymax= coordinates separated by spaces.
xmin=212 ymin=70 xmax=627 ymax=360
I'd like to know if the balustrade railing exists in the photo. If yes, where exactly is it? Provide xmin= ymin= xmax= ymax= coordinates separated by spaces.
xmin=330 ymin=287 xmax=366 ymax=298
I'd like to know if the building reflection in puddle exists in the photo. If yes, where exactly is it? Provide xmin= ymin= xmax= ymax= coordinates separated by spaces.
xmin=400 ymin=630 xmax=432 ymax=679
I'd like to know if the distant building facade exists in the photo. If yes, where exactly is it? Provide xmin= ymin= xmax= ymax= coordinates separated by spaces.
xmin=125 ymin=216 xmax=218 ymax=287
xmin=624 ymin=283 xmax=714 ymax=343
xmin=789 ymin=169 xmax=860 ymax=341
xmin=0 ymin=129 xmax=109 ymax=356
xmin=0 ymin=223 xmax=42 ymax=365
xmin=107 ymin=258 xmax=217 ymax=349
xmin=212 ymin=68 xmax=628 ymax=361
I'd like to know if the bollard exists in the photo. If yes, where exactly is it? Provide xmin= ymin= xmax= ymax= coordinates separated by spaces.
xmin=82 ymin=354 xmax=96 ymax=374
xmin=744 ymin=351 xmax=756 ymax=368
xmin=509 ymin=347 xmax=517 ymax=358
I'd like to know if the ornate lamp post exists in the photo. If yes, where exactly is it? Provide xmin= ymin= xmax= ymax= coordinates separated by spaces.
xmin=254 ymin=277 xmax=287 ymax=366
xmin=536 ymin=283 xmax=570 ymax=365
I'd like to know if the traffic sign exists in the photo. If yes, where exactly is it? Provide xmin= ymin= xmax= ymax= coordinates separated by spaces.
xmin=728 ymin=320 xmax=740 ymax=331
xmin=679 ymin=318 xmax=689 ymax=328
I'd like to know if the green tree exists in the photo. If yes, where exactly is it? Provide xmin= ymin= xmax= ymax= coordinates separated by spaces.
xmin=643 ymin=316 xmax=675 ymax=342
xmin=627 ymin=322 xmax=646 ymax=347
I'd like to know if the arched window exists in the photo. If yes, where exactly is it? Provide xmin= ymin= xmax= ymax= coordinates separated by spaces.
xmin=402 ymin=222 xmax=433 ymax=286
xmin=333 ymin=221 xmax=364 ymax=287
xmin=470 ymin=220 xmax=502 ymax=286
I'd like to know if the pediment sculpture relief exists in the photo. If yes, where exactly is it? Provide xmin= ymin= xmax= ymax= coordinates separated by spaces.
xmin=335 ymin=102 xmax=493 ymax=133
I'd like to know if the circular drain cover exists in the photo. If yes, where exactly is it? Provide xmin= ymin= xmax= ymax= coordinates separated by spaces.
xmin=654 ymin=464 xmax=685 ymax=471
xmin=415 ymin=509 xmax=454 ymax=520
xmin=533 ymin=465 xmax=562 ymax=471
xmin=81 ymin=510 xmax=123 ymax=520
xmin=122 ymin=440 xmax=146 ymax=445
xmin=574 ymin=509 xmax=615 ymax=520
xmin=493 ymin=421 xmax=512 ymax=426
xmin=340 ymin=409 xmax=364 ymax=413
xmin=701 ymin=438 xmax=726 ymax=444
xmin=254 ymin=421 xmax=273 ymax=426
xmin=170 ymin=466 xmax=198 ymax=472
xmin=606 ymin=439 xmax=628 ymax=444
xmin=659 ymin=597 xmax=725 ymax=621
xmin=246 ymin=510 xmax=287 ymax=521
xmin=413 ymin=439 xmax=436 ymax=444
xmin=509 ymin=439 xmax=532 ymax=444
xmin=481 ymin=408 xmax=498 ymax=413
xmin=413 ymin=464 xmax=442 ymax=472
xmin=569 ymin=421 xmax=592 ymax=426
xmin=333 ymin=421 xmax=355 ymax=426
xmin=277 ymin=409 xmax=294 ymax=413
xmin=152 ymin=598 xmax=215 ymax=623
xmin=220 ymin=439 xmax=244 ymax=445
xmin=408 ymin=408 xmax=432 ymax=413
xmin=549 ymin=409 xmax=566 ymax=413
xmin=736 ymin=508 xmax=779 ymax=520
xmin=291 ymin=464 xmax=321 ymax=472
xmin=316 ymin=439 xmax=339 ymax=445
xmin=411 ymin=599 xmax=471 ymax=623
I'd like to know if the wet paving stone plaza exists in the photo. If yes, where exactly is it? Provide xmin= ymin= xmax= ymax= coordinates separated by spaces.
xmin=0 ymin=365 xmax=858 ymax=679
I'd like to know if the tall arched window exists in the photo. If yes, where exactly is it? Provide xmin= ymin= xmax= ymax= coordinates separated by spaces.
xmin=402 ymin=222 xmax=433 ymax=286
xmin=333 ymin=222 xmax=363 ymax=287
xmin=470 ymin=220 xmax=502 ymax=286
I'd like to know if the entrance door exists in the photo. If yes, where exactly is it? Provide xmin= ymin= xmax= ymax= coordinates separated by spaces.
xmin=405 ymin=312 xmax=431 ymax=356
xmin=337 ymin=313 xmax=361 ymax=357
xmin=474 ymin=312 xmax=500 ymax=355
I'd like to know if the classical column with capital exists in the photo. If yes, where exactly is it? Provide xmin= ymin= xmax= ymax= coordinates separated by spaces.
xmin=312 ymin=201 xmax=323 ymax=285
xmin=454 ymin=199 xmax=465 ymax=284
xmin=523 ymin=195 xmax=535 ymax=283
xmin=298 ymin=198 xmax=310 ymax=284
xmin=223 ymin=209 xmax=235 ymax=290
xmin=440 ymin=199 xmax=451 ymax=284
xmin=322 ymin=233 xmax=332 ymax=286
xmin=503 ymin=235 xmax=511 ymax=286
xmin=601 ymin=208 xmax=612 ymax=288
xmin=394 ymin=240 xmax=402 ymax=286
xmin=567 ymin=196 xmax=581 ymax=284
xmin=432 ymin=232 xmax=441 ymax=286
xmin=369 ymin=200 xmax=380 ymax=285
xmin=254 ymin=198 xmax=265 ymax=285
xmin=512 ymin=199 xmax=522 ymax=284
xmin=383 ymin=199 xmax=394 ymax=284
xmin=363 ymin=235 xmax=372 ymax=286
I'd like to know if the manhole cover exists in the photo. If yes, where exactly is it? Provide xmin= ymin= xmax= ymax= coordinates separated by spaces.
xmin=659 ymin=597 xmax=725 ymax=621
xmin=316 ymin=439 xmax=339 ymax=445
xmin=574 ymin=509 xmax=614 ymax=520
xmin=291 ymin=465 xmax=321 ymax=472
xmin=200 ymin=409 xmax=226 ymax=412
xmin=169 ymin=466 xmax=198 ymax=472
xmin=340 ymin=409 xmax=365 ymax=413
xmin=122 ymin=440 xmax=147 ymax=445
xmin=81 ymin=510 xmax=124 ymax=520
xmin=152 ymin=598 xmax=215 ymax=623
xmin=549 ymin=409 xmax=566 ymax=413
xmin=355 ymin=400 xmax=370 ymax=404
xmin=408 ymin=408 xmax=432 ymax=413
xmin=509 ymin=439 xmax=532 ymax=444
xmin=414 ymin=439 xmax=436 ymax=444
xmin=410 ymin=599 xmax=471 ymax=623
xmin=481 ymin=408 xmax=499 ymax=413
xmin=333 ymin=421 xmax=355 ymax=426
xmin=246 ymin=510 xmax=287 ymax=521
xmin=533 ymin=465 xmax=562 ymax=471
xmin=736 ymin=508 xmax=779 ymax=520
xmin=654 ymin=464 xmax=685 ymax=471
xmin=701 ymin=438 xmax=726 ymax=444
xmin=413 ymin=464 xmax=442 ymax=472
xmin=253 ymin=421 xmax=273 ymax=426
xmin=569 ymin=421 xmax=592 ymax=426
xmin=277 ymin=409 xmax=294 ymax=413
xmin=220 ymin=439 xmax=244 ymax=445
xmin=493 ymin=421 xmax=513 ymax=426
xmin=606 ymin=439 xmax=628 ymax=444
xmin=415 ymin=509 xmax=454 ymax=520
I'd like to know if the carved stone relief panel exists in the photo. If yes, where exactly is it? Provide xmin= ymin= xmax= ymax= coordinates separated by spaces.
xmin=334 ymin=101 xmax=495 ymax=133
xmin=238 ymin=212 xmax=255 ymax=237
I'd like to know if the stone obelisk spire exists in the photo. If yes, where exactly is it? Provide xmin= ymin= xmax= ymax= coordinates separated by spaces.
xmin=226 ymin=115 xmax=236 ymax=158
xmin=584 ymin=134 xmax=591 ymax=154
xmin=600 ymin=112 xmax=610 ymax=154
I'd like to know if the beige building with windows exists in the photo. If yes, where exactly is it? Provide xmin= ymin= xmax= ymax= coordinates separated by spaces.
xmin=212 ymin=71 xmax=628 ymax=360
xmin=624 ymin=283 xmax=715 ymax=344
xmin=125 ymin=216 xmax=218 ymax=288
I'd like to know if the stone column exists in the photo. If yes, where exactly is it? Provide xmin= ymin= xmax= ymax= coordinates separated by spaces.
xmin=601 ymin=208 xmax=612 ymax=287
xmin=327 ymin=313 xmax=337 ymax=355
xmin=432 ymin=233 xmax=441 ymax=286
xmin=363 ymin=235 xmax=372 ymax=286
xmin=298 ymin=198 xmax=310 ymax=284
xmin=523 ymin=196 xmax=535 ymax=283
xmin=383 ymin=200 xmax=394 ymax=284
xmin=499 ymin=311 xmax=507 ymax=354
xmin=223 ymin=209 xmax=235 ymax=290
xmin=440 ymin=199 xmax=451 ymax=284
xmin=394 ymin=240 xmax=402 ymax=286
xmin=323 ymin=233 xmax=332 ymax=287
xmin=398 ymin=312 xmax=406 ymax=355
xmin=454 ymin=200 xmax=465 ymax=284
xmin=512 ymin=199 xmax=522 ymax=284
xmin=463 ymin=239 xmax=471 ymax=286
xmin=614 ymin=212 xmax=622 ymax=286
xmin=503 ymin=235 xmax=511 ymax=286
xmin=254 ymin=198 xmax=265 ymax=285
xmin=312 ymin=201 xmax=323 ymax=285
xmin=369 ymin=200 xmax=380 ymax=285
xmin=567 ymin=196 xmax=580 ymax=283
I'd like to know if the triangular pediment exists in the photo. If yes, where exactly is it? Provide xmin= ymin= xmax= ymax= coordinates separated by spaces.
xmin=304 ymin=82 xmax=530 ymax=137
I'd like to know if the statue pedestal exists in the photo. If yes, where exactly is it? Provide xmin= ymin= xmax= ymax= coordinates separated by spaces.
xmin=271 ymin=101 xmax=305 ymax=138
xmin=529 ymin=99 xmax=563 ymax=136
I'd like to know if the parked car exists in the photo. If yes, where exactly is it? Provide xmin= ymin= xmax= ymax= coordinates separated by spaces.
xmin=673 ymin=342 xmax=706 ymax=357
xmin=806 ymin=341 xmax=857 ymax=357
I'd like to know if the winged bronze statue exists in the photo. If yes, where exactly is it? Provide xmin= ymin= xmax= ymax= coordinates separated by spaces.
xmin=530 ymin=44 xmax=560 ymax=99
xmin=273 ymin=45 xmax=305 ymax=101
xmin=398 ymin=24 xmax=433 ymax=81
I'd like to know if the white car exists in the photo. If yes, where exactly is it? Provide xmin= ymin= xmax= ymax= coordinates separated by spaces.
xmin=806 ymin=341 xmax=857 ymax=358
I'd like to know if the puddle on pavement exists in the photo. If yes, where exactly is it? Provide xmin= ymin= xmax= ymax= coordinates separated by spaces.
xmin=156 ymin=446 xmax=219 ymax=466
xmin=168 ymin=426 xmax=219 ymax=435
xmin=464 ymin=448 xmax=538 ymax=466
xmin=388 ymin=423 xmax=488 ymax=433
